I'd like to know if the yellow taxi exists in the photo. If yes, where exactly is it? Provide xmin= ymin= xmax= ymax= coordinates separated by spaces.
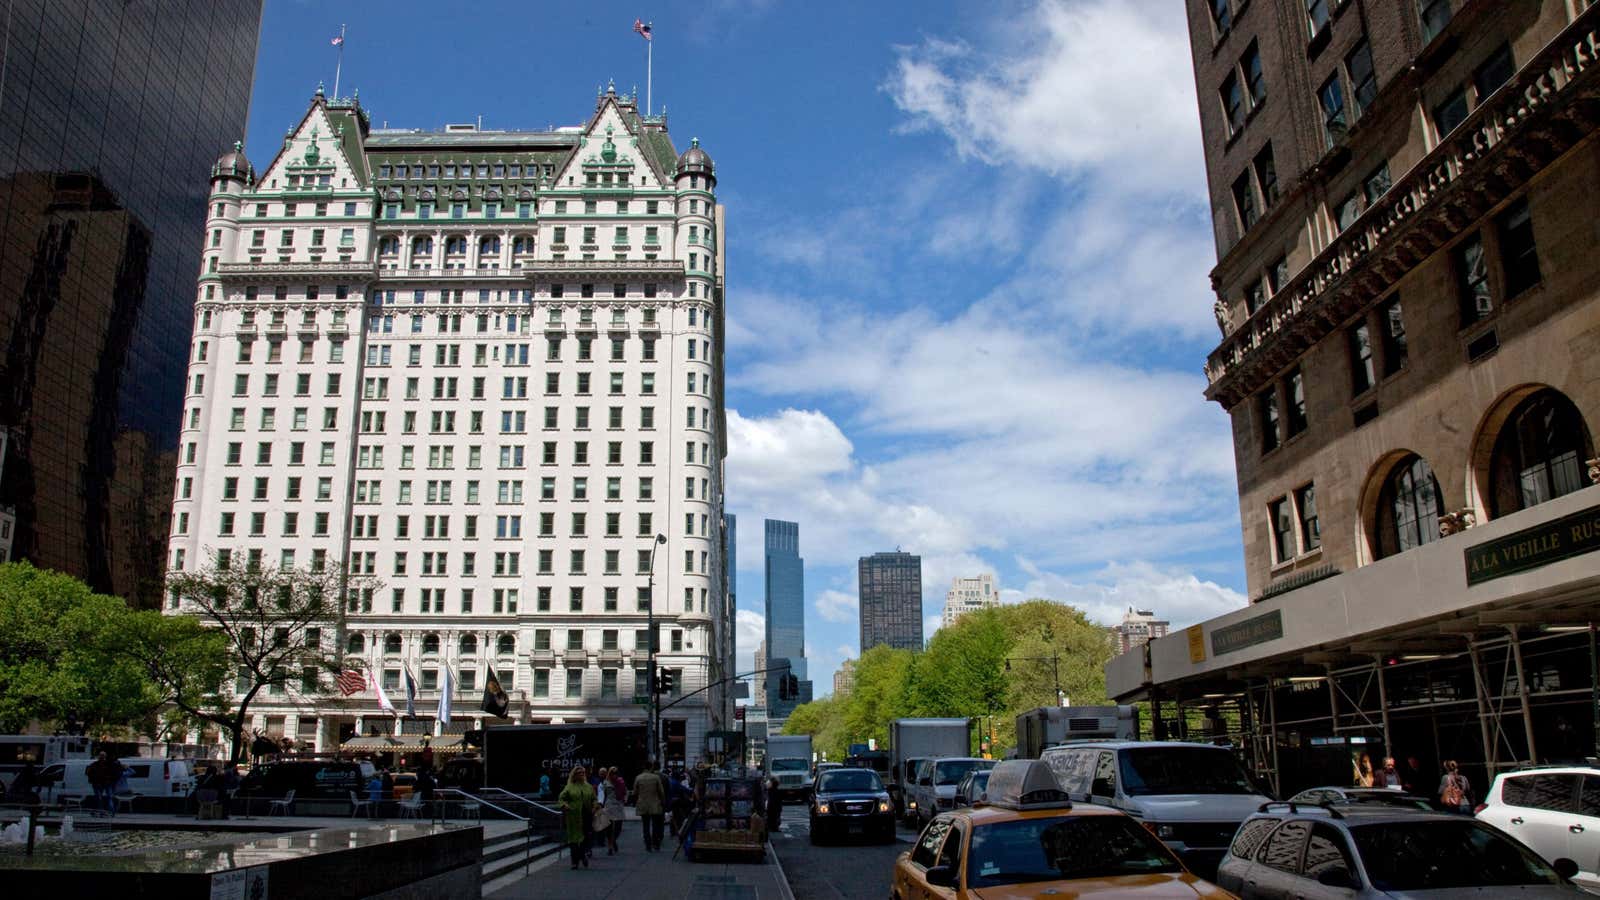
xmin=892 ymin=759 xmax=1236 ymax=899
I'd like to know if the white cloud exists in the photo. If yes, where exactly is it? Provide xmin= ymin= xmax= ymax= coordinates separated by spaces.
xmin=1016 ymin=560 xmax=1248 ymax=629
xmin=735 ymin=608 xmax=765 ymax=675
xmin=884 ymin=0 xmax=1203 ymax=198
xmin=815 ymin=589 xmax=858 ymax=625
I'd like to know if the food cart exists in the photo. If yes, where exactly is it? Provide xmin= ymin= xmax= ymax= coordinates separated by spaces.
xmin=683 ymin=774 xmax=766 ymax=861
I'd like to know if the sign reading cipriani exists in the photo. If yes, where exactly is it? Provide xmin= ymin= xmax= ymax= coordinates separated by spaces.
xmin=1465 ymin=503 xmax=1600 ymax=586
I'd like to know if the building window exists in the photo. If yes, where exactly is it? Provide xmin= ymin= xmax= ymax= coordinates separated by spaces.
xmin=1243 ymin=41 xmax=1266 ymax=107
xmin=1232 ymin=171 xmax=1258 ymax=232
xmin=1349 ymin=322 xmax=1374 ymax=395
xmin=1210 ymin=0 xmax=1232 ymax=37
xmin=1346 ymin=39 xmax=1378 ymax=117
xmin=1253 ymin=144 xmax=1278 ymax=208
xmin=1433 ymin=86 xmax=1469 ymax=137
xmin=1456 ymin=232 xmax=1492 ymax=324
xmin=1318 ymin=73 xmax=1347 ymax=147
xmin=1285 ymin=369 xmax=1308 ymax=437
xmin=1296 ymin=484 xmax=1321 ymax=552
xmin=1497 ymin=198 xmax=1540 ymax=298
xmin=1362 ymin=163 xmax=1392 ymax=205
xmin=1381 ymin=297 xmax=1407 ymax=375
xmin=566 ymin=669 xmax=583 ymax=699
xmin=1377 ymin=455 xmax=1444 ymax=558
xmin=1306 ymin=0 xmax=1330 ymax=36
xmin=1221 ymin=72 xmax=1246 ymax=136
xmin=1418 ymin=0 xmax=1453 ymax=43
xmin=1334 ymin=192 xmax=1362 ymax=233
xmin=1259 ymin=389 xmax=1280 ymax=454
xmin=1488 ymin=390 xmax=1593 ymax=518
xmin=1269 ymin=497 xmax=1296 ymax=564
xmin=1474 ymin=43 xmax=1515 ymax=101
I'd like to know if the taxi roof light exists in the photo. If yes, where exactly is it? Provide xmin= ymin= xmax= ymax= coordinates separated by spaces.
xmin=984 ymin=760 xmax=1072 ymax=811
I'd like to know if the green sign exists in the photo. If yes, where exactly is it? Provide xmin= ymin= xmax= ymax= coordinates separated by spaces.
xmin=1465 ymin=503 xmax=1600 ymax=586
xmin=633 ymin=696 xmax=651 ymax=705
xmin=1211 ymin=609 xmax=1284 ymax=656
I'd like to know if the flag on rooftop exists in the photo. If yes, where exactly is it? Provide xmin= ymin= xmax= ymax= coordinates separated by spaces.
xmin=633 ymin=19 xmax=652 ymax=41
xmin=331 ymin=34 xmax=344 ymax=47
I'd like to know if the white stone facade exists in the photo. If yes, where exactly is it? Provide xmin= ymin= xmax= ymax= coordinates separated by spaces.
xmin=940 ymin=573 xmax=997 ymax=628
xmin=167 ymin=86 xmax=732 ymax=762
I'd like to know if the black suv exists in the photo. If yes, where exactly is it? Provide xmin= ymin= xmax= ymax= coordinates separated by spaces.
xmin=809 ymin=767 xmax=895 ymax=844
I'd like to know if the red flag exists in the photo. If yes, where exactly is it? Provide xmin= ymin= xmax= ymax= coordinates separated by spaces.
xmin=337 ymin=669 xmax=366 ymax=696
xmin=633 ymin=18 xmax=652 ymax=41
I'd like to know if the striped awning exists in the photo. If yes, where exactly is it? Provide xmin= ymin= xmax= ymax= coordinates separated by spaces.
xmin=339 ymin=734 xmax=467 ymax=753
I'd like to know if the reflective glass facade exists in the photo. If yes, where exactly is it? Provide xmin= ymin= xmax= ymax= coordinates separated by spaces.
xmin=859 ymin=551 xmax=923 ymax=651
xmin=764 ymin=519 xmax=808 ymax=716
xmin=0 ymin=0 xmax=262 ymax=603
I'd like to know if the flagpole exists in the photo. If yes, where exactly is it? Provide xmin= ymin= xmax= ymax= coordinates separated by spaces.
xmin=332 ymin=23 xmax=346 ymax=99
xmin=646 ymin=24 xmax=653 ymax=116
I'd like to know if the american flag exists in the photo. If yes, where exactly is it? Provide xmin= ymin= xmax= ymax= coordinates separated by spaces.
xmin=337 ymin=669 xmax=366 ymax=696
xmin=633 ymin=18 xmax=652 ymax=41
xmin=331 ymin=34 xmax=344 ymax=47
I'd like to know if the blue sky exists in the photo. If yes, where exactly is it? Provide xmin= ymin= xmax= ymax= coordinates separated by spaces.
xmin=246 ymin=0 xmax=1249 ymax=695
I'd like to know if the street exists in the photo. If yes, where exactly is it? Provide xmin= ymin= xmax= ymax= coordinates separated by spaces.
xmin=771 ymin=811 xmax=918 ymax=900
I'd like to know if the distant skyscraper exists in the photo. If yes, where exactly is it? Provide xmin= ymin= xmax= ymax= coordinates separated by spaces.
xmin=752 ymin=639 xmax=766 ymax=710
xmin=764 ymin=520 xmax=810 ymax=718
xmin=833 ymin=659 xmax=856 ymax=697
xmin=1110 ymin=607 xmax=1170 ymax=656
xmin=859 ymin=551 xmax=923 ymax=651
xmin=0 ymin=0 xmax=264 ymax=603
xmin=941 ymin=574 xmax=998 ymax=628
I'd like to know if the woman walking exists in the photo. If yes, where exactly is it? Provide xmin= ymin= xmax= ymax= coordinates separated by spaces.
xmin=559 ymin=766 xmax=597 ymax=869
xmin=601 ymin=768 xmax=627 ymax=851
xmin=1439 ymin=759 xmax=1473 ymax=813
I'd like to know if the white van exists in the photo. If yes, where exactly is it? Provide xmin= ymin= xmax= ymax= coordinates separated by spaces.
xmin=1040 ymin=740 xmax=1272 ymax=877
xmin=44 ymin=757 xmax=196 ymax=801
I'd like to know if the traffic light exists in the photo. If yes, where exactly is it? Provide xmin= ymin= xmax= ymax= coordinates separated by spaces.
xmin=656 ymin=670 xmax=675 ymax=694
xmin=777 ymin=673 xmax=792 ymax=701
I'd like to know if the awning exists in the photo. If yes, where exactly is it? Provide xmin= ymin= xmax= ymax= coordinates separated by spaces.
xmin=339 ymin=734 xmax=468 ymax=754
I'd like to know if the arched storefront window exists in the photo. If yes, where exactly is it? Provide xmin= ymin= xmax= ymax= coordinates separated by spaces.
xmin=1375 ymin=454 xmax=1444 ymax=558
xmin=460 ymin=634 xmax=478 ymax=655
xmin=1489 ymin=390 xmax=1592 ymax=517
xmin=347 ymin=633 xmax=365 ymax=654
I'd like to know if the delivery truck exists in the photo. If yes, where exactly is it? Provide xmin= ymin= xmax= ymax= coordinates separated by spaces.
xmin=887 ymin=718 xmax=971 ymax=815
xmin=764 ymin=733 xmax=814 ymax=800
xmin=1014 ymin=705 xmax=1140 ymax=759
xmin=482 ymin=722 xmax=649 ymax=794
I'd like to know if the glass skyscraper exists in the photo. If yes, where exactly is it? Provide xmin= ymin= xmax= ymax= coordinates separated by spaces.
xmin=859 ymin=550 xmax=924 ymax=651
xmin=0 ymin=0 xmax=263 ymax=604
xmin=764 ymin=519 xmax=810 ymax=717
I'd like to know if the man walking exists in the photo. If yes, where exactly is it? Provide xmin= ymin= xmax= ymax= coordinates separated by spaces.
xmin=86 ymin=752 xmax=123 ymax=817
xmin=632 ymin=761 xmax=667 ymax=852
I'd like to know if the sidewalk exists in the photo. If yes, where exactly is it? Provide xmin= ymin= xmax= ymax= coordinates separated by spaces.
xmin=489 ymin=831 xmax=793 ymax=900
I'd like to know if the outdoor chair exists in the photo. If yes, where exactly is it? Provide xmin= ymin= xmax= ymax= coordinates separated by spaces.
xmin=268 ymin=789 xmax=295 ymax=816
xmin=349 ymin=790 xmax=373 ymax=818
xmin=114 ymin=792 xmax=139 ymax=814
xmin=397 ymin=795 xmax=423 ymax=819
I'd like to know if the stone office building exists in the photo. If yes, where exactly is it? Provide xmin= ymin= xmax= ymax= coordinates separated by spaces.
xmin=1109 ymin=0 xmax=1600 ymax=797
xmin=167 ymin=84 xmax=733 ymax=761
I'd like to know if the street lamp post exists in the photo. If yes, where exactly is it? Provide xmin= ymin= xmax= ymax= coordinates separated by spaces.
xmin=1006 ymin=654 xmax=1065 ymax=707
xmin=646 ymin=532 xmax=667 ymax=762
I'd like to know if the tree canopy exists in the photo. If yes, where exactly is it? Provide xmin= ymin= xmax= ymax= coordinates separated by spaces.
xmin=782 ymin=599 xmax=1113 ymax=758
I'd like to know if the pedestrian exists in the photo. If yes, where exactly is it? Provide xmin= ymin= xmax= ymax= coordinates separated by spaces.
xmin=632 ymin=761 xmax=667 ymax=852
xmin=416 ymin=766 xmax=436 ymax=818
xmin=559 ymin=766 xmax=597 ymax=869
xmin=86 ymin=751 xmax=123 ymax=817
xmin=601 ymin=767 xmax=626 ymax=854
xmin=381 ymin=766 xmax=395 ymax=803
xmin=1351 ymin=752 xmax=1375 ymax=787
xmin=222 ymin=762 xmax=241 ymax=800
xmin=6 ymin=763 xmax=39 ymax=804
xmin=1380 ymin=756 xmax=1402 ymax=789
xmin=668 ymin=768 xmax=692 ymax=837
xmin=366 ymin=770 xmax=384 ymax=817
xmin=418 ymin=738 xmax=434 ymax=773
xmin=766 ymin=776 xmax=784 ymax=835
xmin=1439 ymin=760 xmax=1473 ymax=813
xmin=1402 ymin=755 xmax=1424 ymax=795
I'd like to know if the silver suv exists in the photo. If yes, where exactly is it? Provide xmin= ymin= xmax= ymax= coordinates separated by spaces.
xmin=1216 ymin=802 xmax=1584 ymax=898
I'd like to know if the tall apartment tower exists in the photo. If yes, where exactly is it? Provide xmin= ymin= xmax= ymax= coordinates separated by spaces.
xmin=1109 ymin=607 xmax=1170 ymax=656
xmin=168 ymin=84 xmax=732 ymax=763
xmin=1104 ymin=2 xmax=1600 ymax=779
xmin=940 ymin=573 xmax=998 ymax=628
xmin=763 ymin=519 xmax=810 ymax=719
xmin=0 ymin=1 xmax=263 ymax=599
xmin=859 ymin=551 xmax=923 ymax=651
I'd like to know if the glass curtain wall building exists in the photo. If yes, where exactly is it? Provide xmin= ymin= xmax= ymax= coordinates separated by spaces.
xmin=0 ymin=0 xmax=263 ymax=603
xmin=764 ymin=519 xmax=809 ymax=718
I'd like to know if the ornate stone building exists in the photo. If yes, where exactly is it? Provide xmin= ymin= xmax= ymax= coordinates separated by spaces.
xmin=168 ymin=85 xmax=733 ymax=761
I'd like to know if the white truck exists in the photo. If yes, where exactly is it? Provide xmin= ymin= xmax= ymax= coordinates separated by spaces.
xmin=765 ymin=734 xmax=814 ymax=801
xmin=887 ymin=718 xmax=972 ymax=821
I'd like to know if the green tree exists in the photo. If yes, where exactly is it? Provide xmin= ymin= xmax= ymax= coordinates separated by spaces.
xmin=837 ymin=645 xmax=916 ymax=750
xmin=0 ymin=562 xmax=159 ymax=732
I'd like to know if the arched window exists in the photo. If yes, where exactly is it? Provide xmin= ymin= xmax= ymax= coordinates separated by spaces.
xmin=411 ymin=236 xmax=433 ymax=257
xmin=383 ymin=633 xmax=402 ymax=654
xmin=459 ymin=634 xmax=477 ymax=655
xmin=347 ymin=633 xmax=365 ymax=654
xmin=1376 ymin=455 xmax=1444 ymax=558
xmin=377 ymin=236 xmax=399 ymax=256
xmin=1489 ymin=390 xmax=1593 ymax=517
xmin=512 ymin=236 xmax=534 ymax=255
xmin=444 ymin=236 xmax=467 ymax=255
xmin=479 ymin=236 xmax=501 ymax=256
xmin=497 ymin=634 xmax=516 ymax=656
xmin=422 ymin=634 xmax=440 ymax=655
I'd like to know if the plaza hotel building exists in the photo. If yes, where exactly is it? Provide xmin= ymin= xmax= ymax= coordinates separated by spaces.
xmin=1108 ymin=0 xmax=1600 ymax=796
xmin=166 ymin=84 xmax=733 ymax=760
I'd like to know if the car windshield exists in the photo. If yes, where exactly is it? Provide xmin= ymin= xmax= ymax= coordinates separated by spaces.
xmin=967 ymin=815 xmax=1183 ymax=887
xmin=1351 ymin=820 xmax=1564 ymax=891
xmin=1119 ymin=747 xmax=1256 ymax=795
xmin=771 ymin=759 xmax=808 ymax=772
xmin=819 ymin=771 xmax=882 ymax=792
xmin=936 ymin=759 xmax=994 ymax=786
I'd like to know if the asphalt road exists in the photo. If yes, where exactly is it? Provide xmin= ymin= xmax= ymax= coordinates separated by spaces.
xmin=771 ymin=810 xmax=920 ymax=900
